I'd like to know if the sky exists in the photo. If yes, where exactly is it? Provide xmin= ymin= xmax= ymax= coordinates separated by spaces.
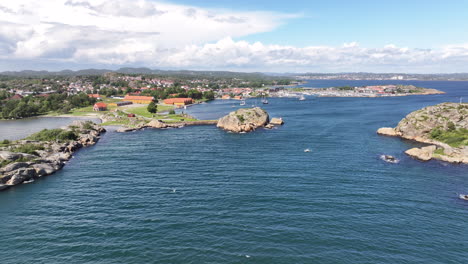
xmin=1 ymin=0 xmax=468 ymax=73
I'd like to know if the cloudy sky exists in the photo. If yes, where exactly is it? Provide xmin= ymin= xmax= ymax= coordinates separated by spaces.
xmin=1 ymin=0 xmax=468 ymax=72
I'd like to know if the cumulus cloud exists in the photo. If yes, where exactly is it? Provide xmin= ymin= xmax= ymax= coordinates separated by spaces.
xmin=0 ymin=0 xmax=467 ymax=72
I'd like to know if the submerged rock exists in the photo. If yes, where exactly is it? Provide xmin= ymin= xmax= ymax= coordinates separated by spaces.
xmin=217 ymin=107 xmax=269 ymax=133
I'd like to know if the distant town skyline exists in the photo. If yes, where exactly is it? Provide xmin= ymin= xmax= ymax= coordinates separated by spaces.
xmin=1 ymin=0 xmax=468 ymax=73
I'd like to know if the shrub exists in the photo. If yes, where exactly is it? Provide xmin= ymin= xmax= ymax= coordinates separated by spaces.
xmin=57 ymin=130 xmax=78 ymax=141
xmin=169 ymin=109 xmax=176 ymax=115
xmin=27 ymin=128 xmax=78 ymax=142
xmin=83 ymin=121 xmax=95 ymax=130
xmin=237 ymin=115 xmax=245 ymax=123
xmin=12 ymin=143 xmax=44 ymax=154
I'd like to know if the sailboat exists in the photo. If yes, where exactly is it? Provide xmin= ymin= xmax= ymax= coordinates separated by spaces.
xmin=299 ymin=94 xmax=306 ymax=101
xmin=262 ymin=96 xmax=269 ymax=104
xmin=240 ymin=100 xmax=246 ymax=106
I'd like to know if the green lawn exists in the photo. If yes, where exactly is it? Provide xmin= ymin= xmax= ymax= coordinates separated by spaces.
xmin=153 ymin=114 xmax=198 ymax=122
xmin=157 ymin=104 xmax=176 ymax=112
xmin=124 ymin=105 xmax=175 ymax=118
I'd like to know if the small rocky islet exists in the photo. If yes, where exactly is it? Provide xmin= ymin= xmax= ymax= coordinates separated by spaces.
xmin=109 ymin=107 xmax=284 ymax=133
xmin=377 ymin=102 xmax=468 ymax=164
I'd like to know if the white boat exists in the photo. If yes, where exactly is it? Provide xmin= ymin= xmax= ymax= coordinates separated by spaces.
xmin=240 ymin=100 xmax=246 ymax=106
xmin=299 ymin=94 xmax=306 ymax=101
xmin=262 ymin=99 xmax=269 ymax=104
xmin=380 ymin=154 xmax=399 ymax=164
xmin=304 ymin=148 xmax=311 ymax=152
xmin=459 ymin=194 xmax=468 ymax=200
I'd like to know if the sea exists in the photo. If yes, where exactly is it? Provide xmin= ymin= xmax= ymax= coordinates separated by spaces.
xmin=0 ymin=80 xmax=467 ymax=263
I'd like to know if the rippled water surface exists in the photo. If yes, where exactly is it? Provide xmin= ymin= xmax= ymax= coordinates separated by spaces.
xmin=0 ymin=81 xmax=467 ymax=263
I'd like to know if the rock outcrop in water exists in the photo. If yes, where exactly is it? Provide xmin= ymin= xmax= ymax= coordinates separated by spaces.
xmin=377 ymin=102 xmax=468 ymax=163
xmin=217 ymin=107 xmax=270 ymax=133
xmin=0 ymin=121 xmax=105 ymax=191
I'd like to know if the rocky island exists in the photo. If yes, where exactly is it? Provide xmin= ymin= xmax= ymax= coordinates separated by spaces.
xmin=217 ymin=107 xmax=283 ymax=133
xmin=105 ymin=107 xmax=283 ymax=133
xmin=377 ymin=102 xmax=468 ymax=163
xmin=0 ymin=121 xmax=105 ymax=191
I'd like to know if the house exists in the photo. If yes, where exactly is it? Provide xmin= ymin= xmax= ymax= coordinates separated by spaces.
xmin=93 ymin=102 xmax=107 ymax=111
xmin=7 ymin=94 xmax=23 ymax=100
xmin=88 ymin=94 xmax=101 ymax=99
xmin=221 ymin=94 xmax=231 ymax=99
xmin=163 ymin=98 xmax=193 ymax=106
xmin=127 ymin=113 xmax=136 ymax=117
xmin=123 ymin=95 xmax=154 ymax=104
xmin=109 ymin=101 xmax=133 ymax=107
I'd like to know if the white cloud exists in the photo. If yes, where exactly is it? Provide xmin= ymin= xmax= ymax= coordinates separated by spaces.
xmin=0 ymin=0 xmax=468 ymax=72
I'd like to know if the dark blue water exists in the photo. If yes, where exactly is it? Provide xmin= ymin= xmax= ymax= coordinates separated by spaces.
xmin=0 ymin=80 xmax=467 ymax=263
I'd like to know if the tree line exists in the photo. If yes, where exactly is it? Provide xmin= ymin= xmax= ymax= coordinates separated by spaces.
xmin=0 ymin=93 xmax=96 ymax=119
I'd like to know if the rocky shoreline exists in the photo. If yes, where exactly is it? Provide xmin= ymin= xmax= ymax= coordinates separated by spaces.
xmin=112 ymin=107 xmax=284 ymax=133
xmin=0 ymin=121 xmax=105 ymax=191
xmin=116 ymin=119 xmax=218 ymax=132
xmin=377 ymin=102 xmax=467 ymax=164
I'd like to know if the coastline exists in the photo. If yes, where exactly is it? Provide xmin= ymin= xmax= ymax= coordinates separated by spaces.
xmin=0 ymin=121 xmax=106 ymax=191
xmin=376 ymin=102 xmax=468 ymax=164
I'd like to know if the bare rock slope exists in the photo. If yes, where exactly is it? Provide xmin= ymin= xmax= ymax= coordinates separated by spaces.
xmin=377 ymin=102 xmax=468 ymax=163
xmin=217 ymin=107 xmax=270 ymax=133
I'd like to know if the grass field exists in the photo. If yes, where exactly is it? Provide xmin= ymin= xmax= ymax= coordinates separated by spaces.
xmin=124 ymin=105 xmax=175 ymax=118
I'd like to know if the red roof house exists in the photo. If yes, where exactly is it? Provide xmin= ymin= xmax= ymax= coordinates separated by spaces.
xmin=93 ymin=102 xmax=107 ymax=111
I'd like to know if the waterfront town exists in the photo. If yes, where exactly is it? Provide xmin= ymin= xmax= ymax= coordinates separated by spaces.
xmin=0 ymin=70 xmax=444 ymax=120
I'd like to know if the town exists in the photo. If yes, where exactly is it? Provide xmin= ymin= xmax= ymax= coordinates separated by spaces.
xmin=0 ymin=71 xmax=294 ymax=120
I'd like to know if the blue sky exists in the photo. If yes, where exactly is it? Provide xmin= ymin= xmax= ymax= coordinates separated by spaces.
xmin=173 ymin=0 xmax=468 ymax=48
xmin=0 ymin=0 xmax=468 ymax=72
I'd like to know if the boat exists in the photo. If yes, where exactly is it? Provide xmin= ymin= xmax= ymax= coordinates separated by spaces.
xmin=304 ymin=148 xmax=311 ymax=153
xmin=459 ymin=194 xmax=468 ymax=200
xmin=240 ymin=100 xmax=246 ymax=106
xmin=262 ymin=99 xmax=269 ymax=104
xmin=299 ymin=94 xmax=306 ymax=101
xmin=380 ymin=154 xmax=399 ymax=164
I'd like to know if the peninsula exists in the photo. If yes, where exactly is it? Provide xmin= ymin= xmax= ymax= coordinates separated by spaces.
xmin=377 ymin=102 xmax=468 ymax=163
xmin=0 ymin=121 xmax=105 ymax=190
xmin=301 ymin=85 xmax=444 ymax=98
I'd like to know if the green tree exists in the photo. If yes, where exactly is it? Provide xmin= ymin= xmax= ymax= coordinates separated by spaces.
xmin=147 ymin=101 xmax=157 ymax=113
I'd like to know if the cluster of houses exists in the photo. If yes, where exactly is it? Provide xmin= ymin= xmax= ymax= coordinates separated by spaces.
xmin=91 ymin=93 xmax=194 ymax=112
xmin=218 ymin=87 xmax=254 ymax=100
xmin=354 ymin=85 xmax=415 ymax=94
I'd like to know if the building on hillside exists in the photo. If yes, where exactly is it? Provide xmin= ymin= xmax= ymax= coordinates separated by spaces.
xmin=123 ymin=95 xmax=154 ymax=104
xmin=88 ymin=94 xmax=101 ymax=99
xmin=109 ymin=101 xmax=133 ymax=107
xmin=221 ymin=94 xmax=231 ymax=99
xmin=93 ymin=102 xmax=107 ymax=111
xmin=7 ymin=94 xmax=23 ymax=100
xmin=163 ymin=98 xmax=193 ymax=106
